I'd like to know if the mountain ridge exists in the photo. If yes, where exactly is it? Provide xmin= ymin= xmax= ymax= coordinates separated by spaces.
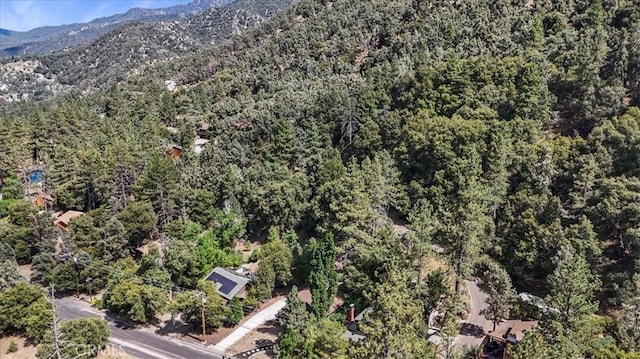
xmin=0 ymin=0 xmax=297 ymax=104
xmin=0 ymin=0 xmax=235 ymax=56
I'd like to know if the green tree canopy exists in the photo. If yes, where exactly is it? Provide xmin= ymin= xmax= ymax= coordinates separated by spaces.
xmin=169 ymin=280 xmax=228 ymax=329
xmin=0 ymin=282 xmax=53 ymax=343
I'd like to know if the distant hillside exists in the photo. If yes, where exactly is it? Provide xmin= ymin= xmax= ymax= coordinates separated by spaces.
xmin=1 ymin=1 xmax=640 ymax=358
xmin=0 ymin=0 xmax=296 ymax=103
xmin=0 ymin=0 xmax=234 ymax=57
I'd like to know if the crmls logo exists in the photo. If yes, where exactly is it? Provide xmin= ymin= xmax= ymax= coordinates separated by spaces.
xmin=65 ymin=343 xmax=126 ymax=357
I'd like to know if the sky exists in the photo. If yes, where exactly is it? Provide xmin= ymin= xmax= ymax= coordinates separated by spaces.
xmin=0 ymin=0 xmax=191 ymax=32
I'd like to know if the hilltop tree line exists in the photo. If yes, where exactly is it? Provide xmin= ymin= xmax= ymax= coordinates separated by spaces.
xmin=1 ymin=0 xmax=640 ymax=358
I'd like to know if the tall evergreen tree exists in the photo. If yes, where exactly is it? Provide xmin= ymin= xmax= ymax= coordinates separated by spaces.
xmin=277 ymin=285 xmax=310 ymax=358
xmin=618 ymin=274 xmax=640 ymax=351
xmin=546 ymin=246 xmax=600 ymax=326
xmin=482 ymin=262 xmax=516 ymax=331
xmin=308 ymin=233 xmax=337 ymax=318
xmin=354 ymin=267 xmax=436 ymax=359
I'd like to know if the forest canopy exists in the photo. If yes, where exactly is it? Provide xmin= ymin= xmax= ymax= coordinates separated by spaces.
xmin=1 ymin=0 xmax=640 ymax=358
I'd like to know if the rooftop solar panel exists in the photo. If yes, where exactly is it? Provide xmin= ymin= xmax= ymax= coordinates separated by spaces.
xmin=207 ymin=272 xmax=237 ymax=296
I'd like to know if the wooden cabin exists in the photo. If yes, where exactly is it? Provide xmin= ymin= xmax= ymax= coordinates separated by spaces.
xmin=479 ymin=320 xmax=539 ymax=359
xmin=197 ymin=123 xmax=211 ymax=139
xmin=166 ymin=144 xmax=183 ymax=160
xmin=54 ymin=211 xmax=84 ymax=231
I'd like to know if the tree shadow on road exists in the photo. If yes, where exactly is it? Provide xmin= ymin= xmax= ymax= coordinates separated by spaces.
xmin=105 ymin=312 xmax=136 ymax=330
xmin=154 ymin=319 xmax=193 ymax=336
xmin=459 ymin=322 xmax=485 ymax=338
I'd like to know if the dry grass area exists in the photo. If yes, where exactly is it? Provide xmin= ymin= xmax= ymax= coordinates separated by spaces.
xmin=17 ymin=264 xmax=32 ymax=280
xmin=421 ymin=253 xmax=454 ymax=284
xmin=234 ymin=239 xmax=263 ymax=261
xmin=0 ymin=335 xmax=38 ymax=359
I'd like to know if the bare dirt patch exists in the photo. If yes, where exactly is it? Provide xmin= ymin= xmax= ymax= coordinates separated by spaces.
xmin=17 ymin=264 xmax=32 ymax=280
xmin=234 ymin=240 xmax=263 ymax=261
xmin=0 ymin=335 xmax=38 ymax=359
xmin=169 ymin=295 xmax=286 ymax=347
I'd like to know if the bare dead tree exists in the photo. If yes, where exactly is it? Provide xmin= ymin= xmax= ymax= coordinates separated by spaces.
xmin=108 ymin=165 xmax=136 ymax=213
xmin=50 ymin=284 xmax=63 ymax=359
xmin=340 ymin=99 xmax=361 ymax=160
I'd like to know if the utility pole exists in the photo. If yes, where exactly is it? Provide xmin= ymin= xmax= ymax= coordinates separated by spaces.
xmin=86 ymin=277 xmax=93 ymax=303
xmin=50 ymin=284 xmax=63 ymax=359
xmin=200 ymin=292 xmax=207 ymax=344
xmin=72 ymin=256 xmax=79 ymax=298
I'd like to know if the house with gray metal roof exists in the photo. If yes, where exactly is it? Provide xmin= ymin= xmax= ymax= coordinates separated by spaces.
xmin=205 ymin=267 xmax=250 ymax=301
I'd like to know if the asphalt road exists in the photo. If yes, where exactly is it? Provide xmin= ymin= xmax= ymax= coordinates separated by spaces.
xmin=56 ymin=297 xmax=223 ymax=359
xmin=453 ymin=280 xmax=490 ymax=348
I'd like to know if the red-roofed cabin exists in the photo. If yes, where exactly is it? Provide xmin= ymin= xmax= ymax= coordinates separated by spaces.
xmin=166 ymin=144 xmax=183 ymax=160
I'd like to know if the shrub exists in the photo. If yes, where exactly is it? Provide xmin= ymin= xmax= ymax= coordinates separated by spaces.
xmin=7 ymin=341 xmax=18 ymax=353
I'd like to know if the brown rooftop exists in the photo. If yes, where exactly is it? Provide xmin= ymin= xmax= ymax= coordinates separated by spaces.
xmin=487 ymin=320 xmax=539 ymax=343
xmin=54 ymin=210 xmax=84 ymax=230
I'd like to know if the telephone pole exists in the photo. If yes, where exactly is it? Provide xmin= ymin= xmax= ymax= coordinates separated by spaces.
xmin=200 ymin=292 xmax=207 ymax=344
xmin=86 ymin=277 xmax=93 ymax=303
xmin=72 ymin=256 xmax=79 ymax=298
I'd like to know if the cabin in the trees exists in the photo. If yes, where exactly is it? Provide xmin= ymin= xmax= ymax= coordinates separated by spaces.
xmin=343 ymin=305 xmax=372 ymax=342
xmin=166 ymin=144 xmax=183 ymax=160
xmin=35 ymin=192 xmax=54 ymax=208
xmin=53 ymin=210 xmax=84 ymax=231
xmin=28 ymin=169 xmax=44 ymax=184
xmin=205 ymin=267 xmax=250 ymax=301
xmin=478 ymin=320 xmax=538 ymax=359
xmin=197 ymin=123 xmax=211 ymax=139
xmin=193 ymin=137 xmax=209 ymax=155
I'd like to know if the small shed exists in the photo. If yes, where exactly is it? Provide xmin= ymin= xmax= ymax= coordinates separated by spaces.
xmin=205 ymin=267 xmax=250 ymax=301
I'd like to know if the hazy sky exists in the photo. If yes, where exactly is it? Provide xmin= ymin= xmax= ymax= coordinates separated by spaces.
xmin=0 ymin=0 xmax=191 ymax=32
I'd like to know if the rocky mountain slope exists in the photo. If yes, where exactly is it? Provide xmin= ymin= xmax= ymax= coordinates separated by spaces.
xmin=0 ymin=0 xmax=296 ymax=104
xmin=0 ymin=0 xmax=234 ymax=56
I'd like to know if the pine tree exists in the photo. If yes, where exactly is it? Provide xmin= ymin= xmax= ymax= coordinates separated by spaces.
xmin=354 ymin=267 xmax=436 ymax=359
xmin=279 ymin=285 xmax=309 ymax=333
xmin=618 ymin=274 xmax=640 ymax=351
xmin=482 ymin=262 xmax=516 ymax=331
xmin=546 ymin=246 xmax=600 ymax=326
xmin=308 ymin=233 xmax=337 ymax=318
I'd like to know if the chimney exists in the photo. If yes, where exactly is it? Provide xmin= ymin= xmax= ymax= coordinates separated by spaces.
xmin=348 ymin=304 xmax=355 ymax=323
